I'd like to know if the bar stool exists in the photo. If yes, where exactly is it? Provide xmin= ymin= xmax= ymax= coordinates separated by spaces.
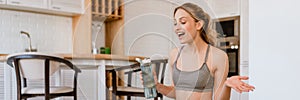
xmin=107 ymin=59 xmax=168 ymax=100
xmin=6 ymin=52 xmax=81 ymax=100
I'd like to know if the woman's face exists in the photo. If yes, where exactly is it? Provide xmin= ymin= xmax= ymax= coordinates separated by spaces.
xmin=174 ymin=9 xmax=203 ymax=44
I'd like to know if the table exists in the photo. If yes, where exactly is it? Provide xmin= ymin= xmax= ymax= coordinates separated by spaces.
xmin=0 ymin=53 xmax=144 ymax=100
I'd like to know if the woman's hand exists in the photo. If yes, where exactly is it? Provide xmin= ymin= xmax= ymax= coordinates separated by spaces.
xmin=225 ymin=76 xmax=255 ymax=93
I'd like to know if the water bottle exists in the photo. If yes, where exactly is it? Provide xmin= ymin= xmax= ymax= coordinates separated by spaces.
xmin=136 ymin=58 xmax=157 ymax=99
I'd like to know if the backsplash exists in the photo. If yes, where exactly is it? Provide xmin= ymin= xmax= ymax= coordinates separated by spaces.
xmin=0 ymin=9 xmax=72 ymax=54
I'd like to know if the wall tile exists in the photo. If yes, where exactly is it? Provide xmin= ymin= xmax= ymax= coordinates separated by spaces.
xmin=0 ymin=9 xmax=72 ymax=54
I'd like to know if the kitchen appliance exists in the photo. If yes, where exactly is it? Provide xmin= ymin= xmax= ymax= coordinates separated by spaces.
xmin=214 ymin=16 xmax=240 ymax=77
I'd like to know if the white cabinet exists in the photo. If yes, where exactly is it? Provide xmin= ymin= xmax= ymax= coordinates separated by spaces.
xmin=211 ymin=0 xmax=240 ymax=18
xmin=7 ymin=0 xmax=47 ymax=9
xmin=0 ymin=0 xmax=84 ymax=16
xmin=0 ymin=0 xmax=6 ymax=4
xmin=49 ymin=0 xmax=84 ymax=14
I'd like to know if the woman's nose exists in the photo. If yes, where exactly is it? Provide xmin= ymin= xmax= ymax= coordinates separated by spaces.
xmin=174 ymin=24 xmax=181 ymax=31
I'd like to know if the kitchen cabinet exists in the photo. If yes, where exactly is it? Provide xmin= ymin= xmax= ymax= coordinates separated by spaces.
xmin=49 ymin=0 xmax=84 ymax=14
xmin=7 ymin=0 xmax=47 ymax=9
xmin=1 ymin=0 xmax=84 ymax=16
xmin=211 ymin=0 xmax=240 ymax=18
xmin=0 ymin=0 xmax=6 ymax=4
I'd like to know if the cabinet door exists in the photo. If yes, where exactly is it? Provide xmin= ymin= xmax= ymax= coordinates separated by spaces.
xmin=49 ymin=0 xmax=84 ymax=14
xmin=0 ymin=0 xmax=6 ymax=4
xmin=7 ymin=0 xmax=47 ymax=9
xmin=212 ymin=0 xmax=240 ymax=18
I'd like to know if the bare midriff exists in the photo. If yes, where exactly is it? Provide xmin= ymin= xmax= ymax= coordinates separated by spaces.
xmin=176 ymin=90 xmax=212 ymax=100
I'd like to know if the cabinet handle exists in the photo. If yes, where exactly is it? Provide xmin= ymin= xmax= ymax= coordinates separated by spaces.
xmin=11 ymin=1 xmax=21 ymax=4
xmin=52 ymin=6 xmax=61 ymax=10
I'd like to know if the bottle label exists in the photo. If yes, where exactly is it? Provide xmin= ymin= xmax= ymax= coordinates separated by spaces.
xmin=142 ymin=65 xmax=155 ymax=88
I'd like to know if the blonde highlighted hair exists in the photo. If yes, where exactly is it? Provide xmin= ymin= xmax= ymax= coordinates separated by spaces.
xmin=174 ymin=3 xmax=219 ymax=46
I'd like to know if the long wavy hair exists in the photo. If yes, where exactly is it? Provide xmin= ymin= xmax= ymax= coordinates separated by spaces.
xmin=174 ymin=3 xmax=219 ymax=46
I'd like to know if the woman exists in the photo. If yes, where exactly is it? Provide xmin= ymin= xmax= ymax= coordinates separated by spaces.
xmin=148 ymin=3 xmax=254 ymax=100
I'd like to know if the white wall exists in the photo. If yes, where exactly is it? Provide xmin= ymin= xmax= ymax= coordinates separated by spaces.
xmin=0 ymin=63 xmax=4 ymax=99
xmin=0 ymin=9 xmax=73 ymax=54
xmin=249 ymin=0 xmax=300 ymax=100
xmin=124 ymin=0 xmax=176 ymax=57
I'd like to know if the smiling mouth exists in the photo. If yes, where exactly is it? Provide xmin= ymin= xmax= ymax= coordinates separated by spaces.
xmin=178 ymin=32 xmax=185 ymax=37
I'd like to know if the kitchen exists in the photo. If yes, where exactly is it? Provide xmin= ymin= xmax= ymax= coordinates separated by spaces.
xmin=1 ymin=0 xmax=300 ymax=100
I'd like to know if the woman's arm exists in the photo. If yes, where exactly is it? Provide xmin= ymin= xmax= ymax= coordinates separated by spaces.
xmin=155 ymin=48 xmax=179 ymax=98
xmin=225 ymin=76 xmax=255 ymax=93
xmin=140 ymin=71 xmax=176 ymax=98
xmin=144 ymin=48 xmax=178 ymax=99
xmin=215 ymin=76 xmax=255 ymax=100
xmin=215 ymin=75 xmax=255 ymax=99
xmin=213 ymin=51 xmax=231 ymax=100
xmin=152 ymin=62 xmax=176 ymax=98
xmin=156 ymin=83 xmax=176 ymax=98
xmin=213 ymin=51 xmax=255 ymax=100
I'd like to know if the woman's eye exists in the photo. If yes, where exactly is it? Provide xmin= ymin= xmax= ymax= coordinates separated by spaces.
xmin=180 ymin=21 xmax=186 ymax=24
xmin=174 ymin=22 xmax=177 ymax=26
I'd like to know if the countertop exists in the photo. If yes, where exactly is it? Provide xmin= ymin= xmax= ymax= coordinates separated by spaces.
xmin=0 ymin=53 xmax=144 ymax=62
xmin=0 ymin=54 xmax=6 ymax=62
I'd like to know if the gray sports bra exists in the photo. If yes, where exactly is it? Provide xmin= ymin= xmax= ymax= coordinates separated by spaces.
xmin=173 ymin=45 xmax=214 ymax=92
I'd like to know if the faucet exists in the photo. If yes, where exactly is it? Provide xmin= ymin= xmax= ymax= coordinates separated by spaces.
xmin=20 ymin=31 xmax=35 ymax=52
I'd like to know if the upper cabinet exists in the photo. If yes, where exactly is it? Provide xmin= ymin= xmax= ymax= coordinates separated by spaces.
xmin=7 ymin=0 xmax=47 ymax=9
xmin=211 ymin=0 xmax=240 ymax=18
xmin=49 ymin=0 xmax=84 ymax=14
xmin=0 ymin=0 xmax=6 ymax=4
xmin=0 ymin=0 xmax=84 ymax=16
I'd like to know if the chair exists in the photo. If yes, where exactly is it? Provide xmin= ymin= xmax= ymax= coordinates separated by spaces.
xmin=106 ymin=59 xmax=168 ymax=100
xmin=6 ymin=52 xmax=81 ymax=100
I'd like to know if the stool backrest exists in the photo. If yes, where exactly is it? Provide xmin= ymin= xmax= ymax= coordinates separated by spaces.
xmin=7 ymin=52 xmax=63 ymax=80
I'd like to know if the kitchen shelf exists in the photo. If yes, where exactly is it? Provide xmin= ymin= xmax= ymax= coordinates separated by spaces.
xmin=89 ymin=0 xmax=124 ymax=55
xmin=92 ymin=0 xmax=123 ymax=21
xmin=218 ymin=36 xmax=239 ymax=43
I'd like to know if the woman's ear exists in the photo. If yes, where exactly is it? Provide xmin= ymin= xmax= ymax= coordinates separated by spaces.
xmin=196 ymin=20 xmax=204 ymax=30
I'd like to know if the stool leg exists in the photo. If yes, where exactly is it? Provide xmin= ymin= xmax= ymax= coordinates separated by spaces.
xmin=127 ymin=96 xmax=131 ymax=100
xmin=106 ymin=71 xmax=111 ymax=100
xmin=112 ymin=70 xmax=117 ymax=100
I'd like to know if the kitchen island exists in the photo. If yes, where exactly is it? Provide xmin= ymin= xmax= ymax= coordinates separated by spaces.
xmin=0 ymin=53 xmax=144 ymax=100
